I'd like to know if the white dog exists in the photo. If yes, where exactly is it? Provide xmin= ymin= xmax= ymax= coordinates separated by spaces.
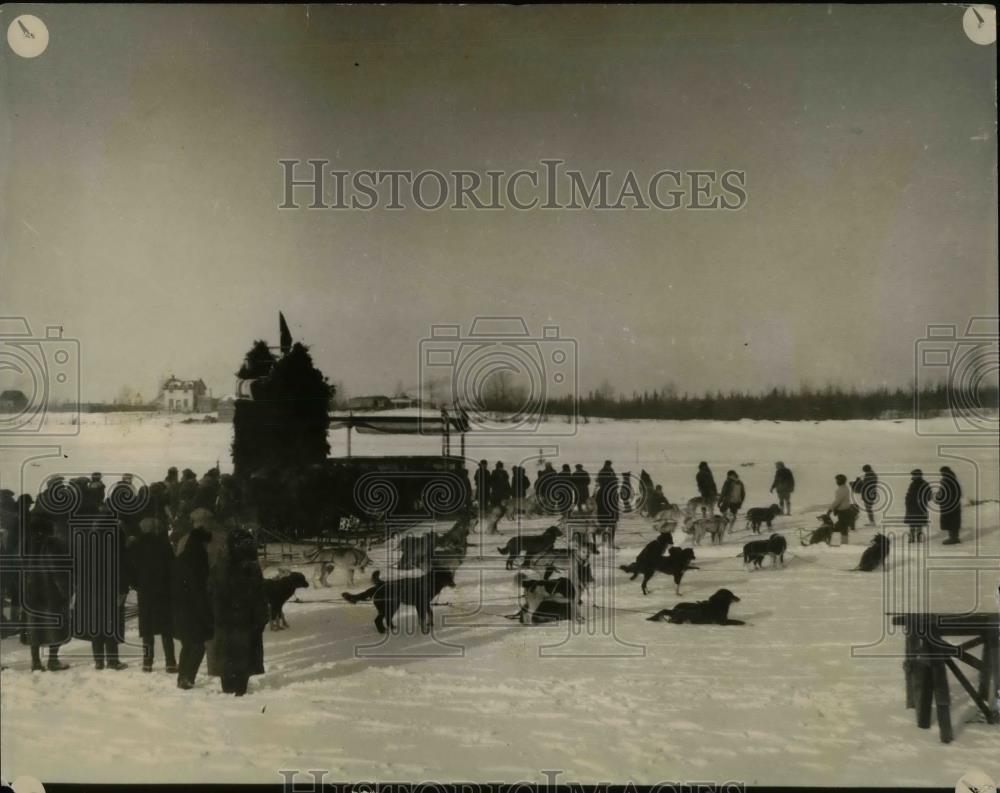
xmin=308 ymin=546 xmax=373 ymax=587
xmin=684 ymin=514 xmax=729 ymax=545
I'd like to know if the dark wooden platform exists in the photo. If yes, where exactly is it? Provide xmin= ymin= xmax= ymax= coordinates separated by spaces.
xmin=890 ymin=612 xmax=1000 ymax=743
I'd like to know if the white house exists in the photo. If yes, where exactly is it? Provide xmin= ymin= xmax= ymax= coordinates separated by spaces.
xmin=157 ymin=375 xmax=210 ymax=413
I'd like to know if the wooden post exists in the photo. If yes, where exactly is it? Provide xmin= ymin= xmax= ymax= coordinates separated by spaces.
xmin=904 ymin=631 xmax=919 ymax=709
xmin=347 ymin=424 xmax=352 ymax=457
xmin=981 ymin=633 xmax=1000 ymax=722
xmin=932 ymin=662 xmax=953 ymax=743
xmin=916 ymin=659 xmax=934 ymax=729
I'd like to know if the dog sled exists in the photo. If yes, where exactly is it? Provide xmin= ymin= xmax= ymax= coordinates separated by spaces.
xmin=799 ymin=515 xmax=835 ymax=546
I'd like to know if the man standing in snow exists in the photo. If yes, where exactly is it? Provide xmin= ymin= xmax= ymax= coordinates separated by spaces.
xmin=904 ymin=469 xmax=932 ymax=544
xmin=718 ymin=470 xmax=745 ymax=525
xmin=595 ymin=460 xmax=619 ymax=542
xmin=475 ymin=460 xmax=491 ymax=511
xmin=769 ymin=461 xmax=795 ymax=516
xmin=572 ymin=464 xmax=591 ymax=512
xmin=936 ymin=466 xmax=962 ymax=545
xmin=131 ymin=518 xmax=178 ymax=673
xmin=851 ymin=464 xmax=879 ymax=527
xmin=172 ymin=527 xmax=213 ymax=689
xmin=827 ymin=474 xmax=853 ymax=544
xmin=207 ymin=528 xmax=267 ymax=696
xmin=696 ymin=462 xmax=718 ymax=516
xmin=490 ymin=462 xmax=511 ymax=509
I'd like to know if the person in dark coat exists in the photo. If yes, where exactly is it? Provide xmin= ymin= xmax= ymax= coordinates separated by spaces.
xmin=571 ymin=464 xmax=591 ymax=512
xmin=207 ymin=528 xmax=267 ymax=696
xmin=21 ymin=513 xmax=71 ymax=671
xmin=511 ymin=466 xmax=531 ymax=512
xmin=131 ymin=519 xmax=178 ymax=672
xmin=718 ymin=470 xmax=746 ymax=523
xmin=904 ymin=469 xmax=932 ymax=543
xmin=595 ymin=460 xmax=619 ymax=542
xmin=555 ymin=464 xmax=574 ymax=516
xmin=646 ymin=484 xmax=669 ymax=517
xmin=535 ymin=462 xmax=555 ymax=510
xmin=1 ymin=490 xmax=21 ymax=628
xmin=164 ymin=466 xmax=181 ymax=523
xmin=769 ymin=462 xmax=795 ymax=516
xmin=474 ymin=460 xmax=491 ymax=511
xmin=696 ymin=462 xmax=718 ymax=515
xmin=71 ymin=478 xmax=131 ymax=670
xmin=851 ymin=464 xmax=879 ymax=527
xmin=936 ymin=466 xmax=962 ymax=545
xmin=172 ymin=527 xmax=214 ymax=688
xmin=490 ymin=462 xmax=511 ymax=509
xmin=194 ymin=468 xmax=221 ymax=512
xmin=620 ymin=472 xmax=633 ymax=513
xmin=87 ymin=472 xmax=106 ymax=506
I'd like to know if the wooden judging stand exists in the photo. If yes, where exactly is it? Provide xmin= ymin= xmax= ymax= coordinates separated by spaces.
xmin=890 ymin=612 xmax=1000 ymax=743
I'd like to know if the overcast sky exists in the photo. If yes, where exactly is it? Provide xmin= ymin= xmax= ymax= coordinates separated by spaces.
xmin=1 ymin=4 xmax=996 ymax=403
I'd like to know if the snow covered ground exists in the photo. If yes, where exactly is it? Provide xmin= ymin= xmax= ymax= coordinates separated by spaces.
xmin=1 ymin=414 xmax=998 ymax=785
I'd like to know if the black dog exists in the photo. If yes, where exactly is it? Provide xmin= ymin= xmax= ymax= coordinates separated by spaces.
xmin=647 ymin=588 xmax=744 ymax=625
xmin=742 ymin=540 xmax=769 ymax=569
xmin=498 ymin=525 xmax=562 ymax=569
xmin=521 ymin=574 xmax=577 ymax=603
xmin=745 ymin=504 xmax=782 ymax=534
xmin=527 ymin=599 xmax=574 ymax=624
xmin=374 ymin=568 xmax=456 ymax=634
xmin=619 ymin=532 xmax=673 ymax=580
xmin=264 ymin=570 xmax=309 ymax=630
xmin=515 ymin=574 xmax=579 ymax=623
xmin=639 ymin=545 xmax=696 ymax=595
xmin=341 ymin=570 xmax=383 ymax=603
xmin=857 ymin=533 xmax=890 ymax=571
xmin=767 ymin=533 xmax=787 ymax=565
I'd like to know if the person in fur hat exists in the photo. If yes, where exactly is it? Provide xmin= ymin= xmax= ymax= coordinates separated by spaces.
xmin=206 ymin=528 xmax=267 ymax=695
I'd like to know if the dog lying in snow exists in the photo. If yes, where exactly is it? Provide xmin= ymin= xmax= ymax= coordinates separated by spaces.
xmin=264 ymin=570 xmax=309 ymax=630
xmin=647 ymin=588 xmax=744 ymax=625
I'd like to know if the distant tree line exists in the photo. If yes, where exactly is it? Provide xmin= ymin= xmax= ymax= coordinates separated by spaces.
xmin=477 ymin=381 xmax=998 ymax=422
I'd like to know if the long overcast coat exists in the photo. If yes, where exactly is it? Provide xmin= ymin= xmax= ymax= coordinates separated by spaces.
xmin=206 ymin=534 xmax=267 ymax=678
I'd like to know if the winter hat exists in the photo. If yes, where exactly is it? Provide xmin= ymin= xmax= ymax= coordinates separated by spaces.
xmin=226 ymin=528 xmax=258 ymax=563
